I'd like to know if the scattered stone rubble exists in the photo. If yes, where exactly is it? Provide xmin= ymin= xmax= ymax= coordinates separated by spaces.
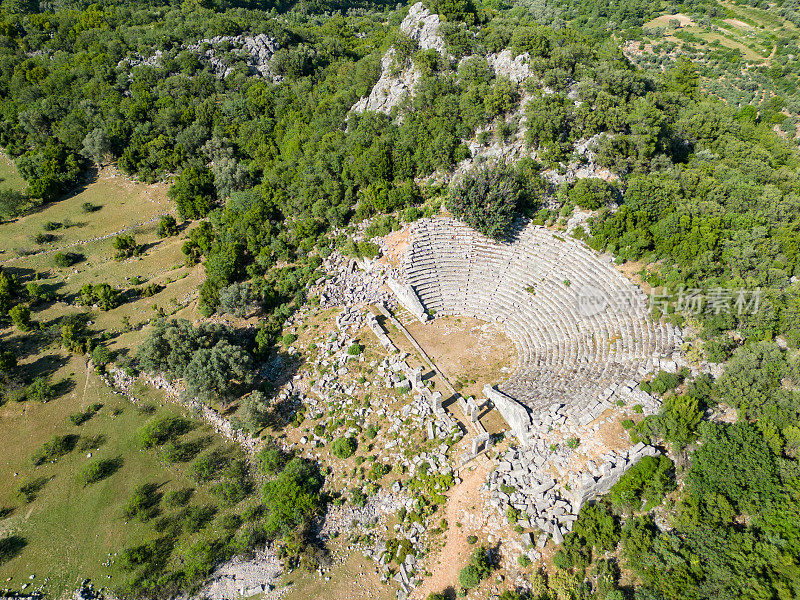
xmin=314 ymin=251 xmax=392 ymax=308
xmin=199 ymin=547 xmax=283 ymax=600
xmin=487 ymin=440 xmax=660 ymax=554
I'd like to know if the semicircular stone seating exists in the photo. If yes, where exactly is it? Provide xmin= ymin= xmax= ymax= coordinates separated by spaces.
xmin=402 ymin=217 xmax=679 ymax=421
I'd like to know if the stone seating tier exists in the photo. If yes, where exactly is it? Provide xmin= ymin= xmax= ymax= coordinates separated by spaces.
xmin=402 ymin=218 xmax=677 ymax=419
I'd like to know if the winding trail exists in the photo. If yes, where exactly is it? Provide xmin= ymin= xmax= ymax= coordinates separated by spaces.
xmin=414 ymin=457 xmax=491 ymax=599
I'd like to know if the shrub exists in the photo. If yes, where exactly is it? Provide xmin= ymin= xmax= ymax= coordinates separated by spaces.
xmin=332 ymin=436 xmax=357 ymax=459
xmin=9 ymin=304 xmax=32 ymax=330
xmin=80 ymin=283 xmax=119 ymax=310
xmin=53 ymin=251 xmax=81 ymax=267
xmin=191 ymin=449 xmax=228 ymax=482
xmin=181 ymin=505 xmax=217 ymax=533
xmin=518 ymin=554 xmax=532 ymax=567
xmin=610 ymin=455 xmax=675 ymax=513
xmin=18 ymin=477 xmax=49 ymax=503
xmin=91 ymin=345 xmax=112 ymax=367
xmin=257 ymin=443 xmax=290 ymax=476
xmin=261 ymin=457 xmax=324 ymax=539
xmin=0 ymin=535 xmax=26 ymax=565
xmin=568 ymin=178 xmax=616 ymax=210
xmin=113 ymin=234 xmax=142 ymax=260
xmin=31 ymin=434 xmax=79 ymax=465
xmin=157 ymin=214 xmax=179 ymax=237
xmin=446 ymin=164 xmax=525 ymax=240
xmin=458 ymin=547 xmax=492 ymax=589
xmin=347 ymin=343 xmax=363 ymax=356
xmin=164 ymin=487 xmax=194 ymax=508
xmin=123 ymin=483 xmax=162 ymax=521
xmin=351 ymin=487 xmax=367 ymax=507
xmin=77 ymin=457 xmax=122 ymax=486
xmin=137 ymin=416 xmax=193 ymax=448
xmin=26 ymin=376 xmax=55 ymax=403
xmin=69 ymin=403 xmax=102 ymax=425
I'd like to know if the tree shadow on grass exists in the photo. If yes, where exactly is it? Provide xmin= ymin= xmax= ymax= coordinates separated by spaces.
xmin=18 ymin=475 xmax=52 ymax=503
xmin=0 ymin=534 xmax=26 ymax=565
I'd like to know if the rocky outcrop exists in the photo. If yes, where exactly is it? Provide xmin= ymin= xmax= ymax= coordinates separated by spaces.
xmin=351 ymin=2 xmax=445 ymax=115
xmin=184 ymin=34 xmax=280 ymax=80
xmin=350 ymin=49 xmax=421 ymax=114
xmin=486 ymin=49 xmax=532 ymax=83
xmin=121 ymin=34 xmax=281 ymax=82
xmin=400 ymin=2 xmax=446 ymax=53
xmin=542 ymin=135 xmax=619 ymax=185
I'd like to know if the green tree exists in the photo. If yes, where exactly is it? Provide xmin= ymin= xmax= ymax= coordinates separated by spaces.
xmin=446 ymin=164 xmax=525 ymax=240
xmin=168 ymin=165 xmax=216 ymax=220
xmin=184 ymin=340 xmax=254 ymax=405
xmin=8 ymin=304 xmax=32 ymax=331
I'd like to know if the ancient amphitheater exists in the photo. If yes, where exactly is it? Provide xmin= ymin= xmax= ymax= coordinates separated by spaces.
xmin=393 ymin=217 xmax=680 ymax=434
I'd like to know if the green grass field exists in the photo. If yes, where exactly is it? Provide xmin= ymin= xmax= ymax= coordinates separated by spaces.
xmin=0 ymin=354 xmax=242 ymax=597
xmin=0 ymin=167 xmax=249 ymax=598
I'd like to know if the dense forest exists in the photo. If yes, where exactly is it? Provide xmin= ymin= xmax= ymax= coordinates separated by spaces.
xmin=0 ymin=0 xmax=799 ymax=598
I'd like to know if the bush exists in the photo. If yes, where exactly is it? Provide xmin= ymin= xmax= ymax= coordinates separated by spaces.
xmin=69 ymin=403 xmax=102 ymax=425
xmin=331 ymin=436 xmax=357 ymax=459
xmin=53 ymin=251 xmax=81 ymax=267
xmin=157 ymin=214 xmax=179 ymax=237
xmin=169 ymin=164 xmax=216 ymax=220
xmin=113 ymin=234 xmax=142 ymax=260
xmin=9 ymin=304 xmax=32 ymax=330
xmin=77 ymin=457 xmax=122 ymax=486
xmin=191 ymin=449 xmax=228 ymax=482
xmin=458 ymin=547 xmax=492 ymax=589
xmin=568 ymin=178 xmax=616 ymax=210
xmin=351 ymin=487 xmax=367 ymax=507
xmin=347 ymin=343 xmax=363 ymax=356
xmin=0 ymin=535 xmax=26 ymax=565
xmin=91 ymin=344 xmax=112 ymax=367
xmin=610 ymin=455 xmax=675 ymax=513
xmin=26 ymin=376 xmax=55 ymax=403
xmin=138 ymin=416 xmax=193 ymax=448
xmin=123 ymin=483 xmax=162 ymax=521
xmin=31 ymin=434 xmax=79 ymax=465
xmin=262 ymin=457 xmax=324 ymax=539
xmin=164 ymin=487 xmax=194 ymax=508
xmin=80 ymin=283 xmax=119 ymax=310
xmin=257 ymin=443 xmax=290 ymax=476
xmin=446 ymin=164 xmax=525 ymax=240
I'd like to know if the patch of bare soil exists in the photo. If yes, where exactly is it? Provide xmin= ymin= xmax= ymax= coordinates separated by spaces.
xmin=414 ymin=458 xmax=491 ymax=599
xmin=614 ymin=260 xmax=652 ymax=294
xmin=404 ymin=315 xmax=516 ymax=400
xmin=379 ymin=226 xmax=411 ymax=269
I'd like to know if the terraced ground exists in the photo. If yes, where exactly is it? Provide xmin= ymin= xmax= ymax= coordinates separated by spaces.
xmin=627 ymin=2 xmax=800 ymax=138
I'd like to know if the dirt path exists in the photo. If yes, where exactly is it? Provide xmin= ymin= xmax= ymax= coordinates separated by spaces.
xmin=414 ymin=457 xmax=491 ymax=599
